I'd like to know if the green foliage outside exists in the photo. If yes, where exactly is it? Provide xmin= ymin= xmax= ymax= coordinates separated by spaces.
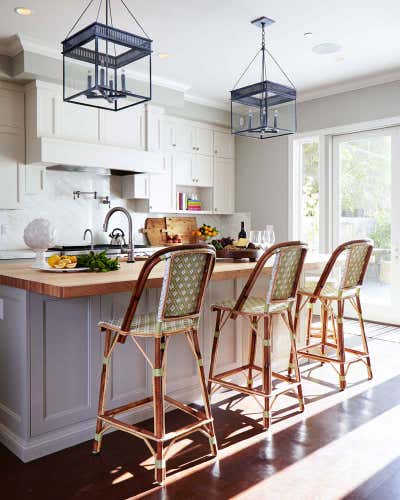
xmin=340 ymin=138 xmax=391 ymax=249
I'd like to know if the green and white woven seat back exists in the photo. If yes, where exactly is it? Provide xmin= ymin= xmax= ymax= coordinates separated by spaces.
xmin=340 ymin=242 xmax=371 ymax=290
xmin=158 ymin=251 xmax=211 ymax=320
xmin=267 ymin=246 xmax=304 ymax=302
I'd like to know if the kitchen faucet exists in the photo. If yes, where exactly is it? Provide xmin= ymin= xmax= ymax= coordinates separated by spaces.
xmin=103 ymin=207 xmax=135 ymax=263
xmin=83 ymin=228 xmax=94 ymax=250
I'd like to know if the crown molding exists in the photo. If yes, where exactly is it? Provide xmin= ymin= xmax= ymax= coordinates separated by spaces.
xmin=297 ymin=69 xmax=400 ymax=103
xmin=185 ymin=93 xmax=230 ymax=111
xmin=0 ymin=35 xmax=22 ymax=57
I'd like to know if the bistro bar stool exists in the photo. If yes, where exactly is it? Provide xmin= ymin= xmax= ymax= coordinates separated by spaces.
xmin=294 ymin=239 xmax=374 ymax=391
xmin=93 ymin=245 xmax=217 ymax=484
xmin=208 ymin=241 xmax=308 ymax=430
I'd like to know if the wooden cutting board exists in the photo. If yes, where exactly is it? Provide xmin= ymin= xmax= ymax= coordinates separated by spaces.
xmin=142 ymin=216 xmax=198 ymax=246
xmin=165 ymin=217 xmax=198 ymax=244
xmin=143 ymin=217 xmax=167 ymax=246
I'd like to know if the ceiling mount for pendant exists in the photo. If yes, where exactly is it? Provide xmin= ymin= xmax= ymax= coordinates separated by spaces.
xmin=230 ymin=16 xmax=297 ymax=139
xmin=62 ymin=0 xmax=152 ymax=111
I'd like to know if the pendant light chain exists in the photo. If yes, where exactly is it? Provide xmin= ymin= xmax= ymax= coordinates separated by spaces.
xmin=65 ymin=0 xmax=96 ymax=38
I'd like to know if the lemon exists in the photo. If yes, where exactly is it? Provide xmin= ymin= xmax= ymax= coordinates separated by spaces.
xmin=54 ymin=261 xmax=67 ymax=269
xmin=48 ymin=255 xmax=61 ymax=268
xmin=66 ymin=262 xmax=77 ymax=269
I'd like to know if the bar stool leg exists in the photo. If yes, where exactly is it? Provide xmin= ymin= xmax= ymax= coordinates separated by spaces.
xmin=153 ymin=337 xmax=166 ymax=484
xmin=355 ymin=295 xmax=373 ymax=380
xmin=289 ymin=294 xmax=303 ymax=378
xmin=287 ymin=309 xmax=304 ymax=412
xmin=321 ymin=300 xmax=328 ymax=357
xmin=305 ymin=302 xmax=313 ymax=344
xmin=262 ymin=316 xmax=272 ymax=430
xmin=191 ymin=329 xmax=218 ymax=456
xmin=247 ymin=316 xmax=258 ymax=388
xmin=336 ymin=299 xmax=346 ymax=391
xmin=93 ymin=329 xmax=112 ymax=454
xmin=207 ymin=310 xmax=222 ymax=395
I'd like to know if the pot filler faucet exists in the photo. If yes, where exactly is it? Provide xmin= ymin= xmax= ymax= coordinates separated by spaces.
xmin=103 ymin=207 xmax=135 ymax=263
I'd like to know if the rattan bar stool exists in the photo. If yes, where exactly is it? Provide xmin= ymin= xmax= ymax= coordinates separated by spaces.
xmin=208 ymin=241 xmax=308 ymax=430
xmin=93 ymin=244 xmax=217 ymax=484
xmin=294 ymin=239 xmax=374 ymax=391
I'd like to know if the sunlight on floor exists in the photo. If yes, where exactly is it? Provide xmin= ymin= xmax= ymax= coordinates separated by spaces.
xmin=237 ymin=403 xmax=400 ymax=500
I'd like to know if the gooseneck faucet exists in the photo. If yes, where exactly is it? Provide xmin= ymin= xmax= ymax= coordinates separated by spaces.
xmin=83 ymin=228 xmax=94 ymax=250
xmin=103 ymin=207 xmax=135 ymax=263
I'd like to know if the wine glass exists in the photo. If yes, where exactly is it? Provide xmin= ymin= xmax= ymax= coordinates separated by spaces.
xmin=249 ymin=230 xmax=262 ymax=247
xmin=264 ymin=225 xmax=275 ymax=248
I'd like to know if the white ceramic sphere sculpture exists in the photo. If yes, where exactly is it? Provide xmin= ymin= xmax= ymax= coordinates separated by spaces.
xmin=23 ymin=218 xmax=56 ymax=268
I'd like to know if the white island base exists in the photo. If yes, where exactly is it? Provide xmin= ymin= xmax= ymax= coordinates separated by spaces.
xmin=0 ymin=276 xmax=308 ymax=462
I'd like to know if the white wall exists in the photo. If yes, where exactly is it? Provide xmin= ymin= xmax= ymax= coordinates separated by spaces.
xmin=236 ymin=79 xmax=400 ymax=240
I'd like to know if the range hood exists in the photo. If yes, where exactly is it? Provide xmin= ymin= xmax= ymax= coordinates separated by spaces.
xmin=28 ymin=137 xmax=164 ymax=175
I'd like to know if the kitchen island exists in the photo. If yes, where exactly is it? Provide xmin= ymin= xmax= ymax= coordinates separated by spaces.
xmin=0 ymin=256 xmax=326 ymax=461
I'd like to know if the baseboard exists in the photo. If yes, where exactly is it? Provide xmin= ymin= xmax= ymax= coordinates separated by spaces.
xmin=0 ymin=385 xmax=202 ymax=463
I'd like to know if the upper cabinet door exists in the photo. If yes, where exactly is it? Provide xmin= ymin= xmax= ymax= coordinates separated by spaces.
xmin=174 ymin=152 xmax=193 ymax=185
xmin=214 ymin=158 xmax=235 ymax=214
xmin=214 ymin=131 xmax=235 ymax=159
xmin=100 ymin=105 xmax=145 ymax=149
xmin=165 ymin=119 xmax=192 ymax=153
xmin=193 ymin=127 xmax=213 ymax=156
xmin=146 ymin=105 xmax=164 ymax=153
xmin=149 ymin=158 xmax=174 ymax=212
xmin=60 ymin=100 xmax=99 ymax=143
xmin=192 ymin=155 xmax=213 ymax=187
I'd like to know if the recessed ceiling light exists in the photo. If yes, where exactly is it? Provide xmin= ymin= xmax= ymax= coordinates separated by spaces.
xmin=14 ymin=7 xmax=33 ymax=16
xmin=312 ymin=42 xmax=342 ymax=55
xmin=157 ymin=53 xmax=169 ymax=59
xmin=303 ymin=32 xmax=313 ymax=39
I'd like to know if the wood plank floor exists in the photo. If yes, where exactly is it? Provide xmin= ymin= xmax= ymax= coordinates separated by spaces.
xmin=1 ymin=321 xmax=400 ymax=500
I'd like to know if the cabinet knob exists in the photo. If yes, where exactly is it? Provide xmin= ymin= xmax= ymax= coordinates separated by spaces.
xmin=214 ymin=149 xmax=218 ymax=154
xmin=192 ymin=146 xmax=196 ymax=150
xmin=215 ymin=207 xmax=218 ymax=211
xmin=196 ymin=147 xmax=200 ymax=151
xmin=172 ymin=143 xmax=176 ymax=147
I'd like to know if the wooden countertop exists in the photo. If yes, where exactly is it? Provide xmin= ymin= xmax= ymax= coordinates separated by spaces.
xmin=0 ymin=255 xmax=327 ymax=299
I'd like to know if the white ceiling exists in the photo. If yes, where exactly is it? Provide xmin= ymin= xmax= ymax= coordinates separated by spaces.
xmin=1 ymin=0 xmax=400 ymax=106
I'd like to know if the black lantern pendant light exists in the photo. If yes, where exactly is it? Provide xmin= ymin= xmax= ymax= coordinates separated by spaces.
xmin=230 ymin=16 xmax=297 ymax=139
xmin=62 ymin=0 xmax=152 ymax=111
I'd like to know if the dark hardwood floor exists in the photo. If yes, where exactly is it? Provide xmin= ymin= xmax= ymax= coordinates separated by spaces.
xmin=1 ymin=322 xmax=400 ymax=500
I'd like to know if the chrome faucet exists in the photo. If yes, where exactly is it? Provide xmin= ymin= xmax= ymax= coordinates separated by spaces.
xmin=83 ymin=228 xmax=94 ymax=250
xmin=103 ymin=207 xmax=135 ymax=263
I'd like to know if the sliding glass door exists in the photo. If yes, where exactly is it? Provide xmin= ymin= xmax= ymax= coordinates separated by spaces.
xmin=332 ymin=128 xmax=400 ymax=323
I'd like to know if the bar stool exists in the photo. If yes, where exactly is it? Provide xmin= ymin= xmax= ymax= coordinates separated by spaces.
xmin=93 ymin=245 xmax=217 ymax=484
xmin=208 ymin=241 xmax=308 ymax=430
xmin=294 ymin=239 xmax=374 ymax=390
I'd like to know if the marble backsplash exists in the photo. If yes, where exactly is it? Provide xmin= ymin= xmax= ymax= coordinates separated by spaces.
xmin=0 ymin=170 xmax=251 ymax=250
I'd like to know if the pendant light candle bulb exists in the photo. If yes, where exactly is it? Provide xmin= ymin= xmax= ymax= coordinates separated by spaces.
xmin=100 ymin=68 xmax=105 ymax=86
xmin=248 ymin=110 xmax=253 ymax=129
xmin=121 ymin=70 xmax=126 ymax=92
xmin=87 ymin=70 xmax=93 ymax=89
xmin=273 ymin=110 xmax=278 ymax=129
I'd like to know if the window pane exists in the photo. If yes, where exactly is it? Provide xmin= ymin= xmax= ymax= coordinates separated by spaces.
xmin=338 ymin=135 xmax=391 ymax=306
xmin=301 ymin=141 xmax=320 ymax=251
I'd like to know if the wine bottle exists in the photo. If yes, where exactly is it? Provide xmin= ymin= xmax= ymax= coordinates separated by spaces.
xmin=238 ymin=221 xmax=247 ymax=239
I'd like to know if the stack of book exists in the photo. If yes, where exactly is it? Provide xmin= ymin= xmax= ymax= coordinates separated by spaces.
xmin=187 ymin=199 xmax=202 ymax=211
xmin=176 ymin=192 xmax=202 ymax=211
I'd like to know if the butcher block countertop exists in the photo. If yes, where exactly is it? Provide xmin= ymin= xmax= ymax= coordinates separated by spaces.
xmin=0 ymin=255 xmax=327 ymax=299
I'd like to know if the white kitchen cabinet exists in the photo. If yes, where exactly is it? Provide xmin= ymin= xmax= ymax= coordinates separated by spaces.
xmin=192 ymin=155 xmax=213 ymax=186
xmin=0 ymin=135 xmax=22 ymax=209
xmin=0 ymin=83 xmax=25 ymax=209
xmin=165 ymin=119 xmax=192 ymax=153
xmin=174 ymin=153 xmax=213 ymax=187
xmin=174 ymin=152 xmax=193 ymax=185
xmin=191 ymin=126 xmax=213 ymax=156
xmin=122 ymin=173 xmax=150 ymax=199
xmin=146 ymin=105 xmax=164 ymax=152
xmin=214 ymin=131 xmax=235 ymax=159
xmin=148 ymin=160 xmax=174 ymax=212
xmin=213 ymin=158 xmax=235 ymax=213
xmin=100 ymin=105 xmax=145 ymax=149
xmin=24 ymin=165 xmax=46 ymax=194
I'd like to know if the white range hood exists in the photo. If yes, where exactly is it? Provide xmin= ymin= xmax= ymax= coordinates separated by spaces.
xmin=25 ymin=80 xmax=165 ymax=175
xmin=29 ymin=136 xmax=164 ymax=174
